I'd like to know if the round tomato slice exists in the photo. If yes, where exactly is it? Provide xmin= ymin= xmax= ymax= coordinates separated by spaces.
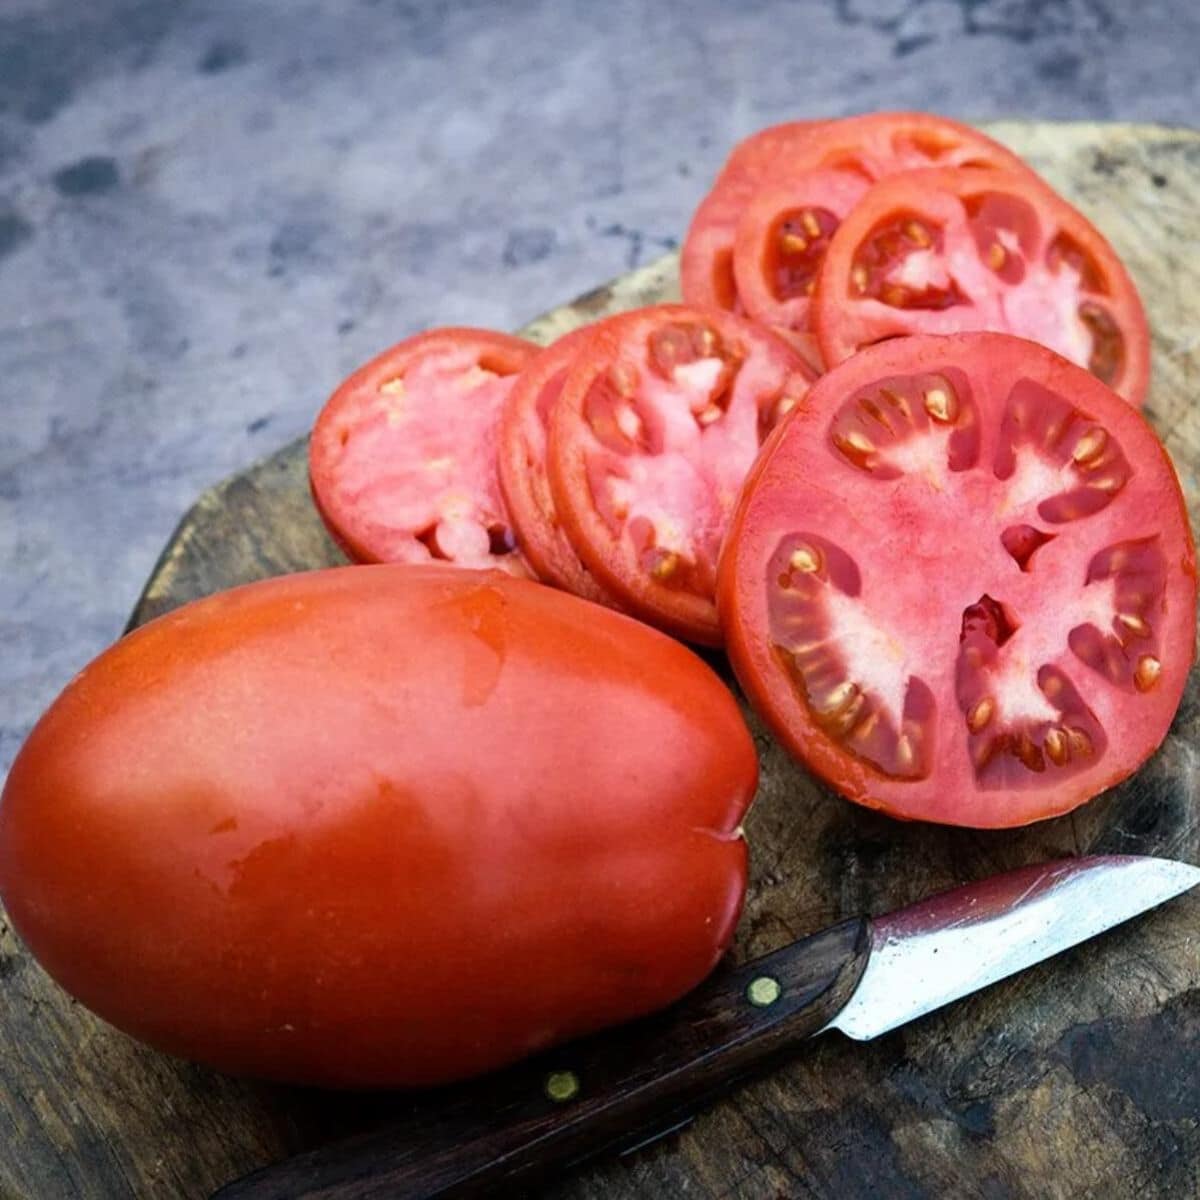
xmin=310 ymin=328 xmax=538 ymax=569
xmin=498 ymin=323 xmax=625 ymax=606
xmin=680 ymin=121 xmax=819 ymax=312
xmin=732 ymin=168 xmax=872 ymax=330
xmin=813 ymin=167 xmax=1150 ymax=406
xmin=548 ymin=305 xmax=813 ymax=645
xmin=681 ymin=112 xmax=1029 ymax=316
xmin=719 ymin=333 xmax=1195 ymax=828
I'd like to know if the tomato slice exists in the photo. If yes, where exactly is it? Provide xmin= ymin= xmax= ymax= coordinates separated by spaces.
xmin=310 ymin=328 xmax=538 ymax=569
xmin=548 ymin=305 xmax=813 ymax=645
xmin=498 ymin=323 xmax=625 ymax=605
xmin=814 ymin=167 xmax=1150 ymax=406
xmin=732 ymin=168 xmax=872 ymax=331
xmin=679 ymin=121 xmax=819 ymax=312
xmin=681 ymin=112 xmax=1029 ymax=316
xmin=719 ymin=333 xmax=1195 ymax=828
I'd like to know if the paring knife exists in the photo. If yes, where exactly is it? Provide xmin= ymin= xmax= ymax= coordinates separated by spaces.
xmin=213 ymin=854 xmax=1199 ymax=1200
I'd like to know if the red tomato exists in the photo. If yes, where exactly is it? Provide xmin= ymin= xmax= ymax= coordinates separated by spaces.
xmin=309 ymin=328 xmax=538 ymax=569
xmin=719 ymin=333 xmax=1195 ymax=828
xmin=681 ymin=112 xmax=1029 ymax=316
xmin=732 ymin=168 xmax=872 ymax=331
xmin=680 ymin=121 xmax=818 ymax=311
xmin=0 ymin=566 xmax=756 ymax=1087
xmin=498 ymin=322 xmax=624 ymax=606
xmin=547 ymin=305 xmax=813 ymax=645
xmin=814 ymin=168 xmax=1150 ymax=406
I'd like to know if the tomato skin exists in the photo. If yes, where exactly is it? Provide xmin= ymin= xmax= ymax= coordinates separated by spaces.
xmin=309 ymin=328 xmax=539 ymax=570
xmin=719 ymin=334 xmax=1195 ymax=828
xmin=813 ymin=168 xmax=1150 ymax=406
xmin=497 ymin=322 xmax=624 ymax=606
xmin=0 ymin=566 xmax=755 ymax=1087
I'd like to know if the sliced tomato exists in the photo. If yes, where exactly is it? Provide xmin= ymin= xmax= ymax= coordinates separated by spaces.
xmin=813 ymin=167 xmax=1150 ymax=406
xmin=498 ymin=322 xmax=625 ymax=605
xmin=310 ymin=328 xmax=538 ymax=570
xmin=719 ymin=333 xmax=1195 ymax=828
xmin=680 ymin=121 xmax=819 ymax=312
xmin=680 ymin=112 xmax=1030 ymax=316
xmin=732 ymin=168 xmax=872 ymax=330
xmin=548 ymin=305 xmax=813 ymax=645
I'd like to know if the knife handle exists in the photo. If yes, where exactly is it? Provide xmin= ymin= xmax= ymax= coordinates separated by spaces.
xmin=213 ymin=917 xmax=871 ymax=1200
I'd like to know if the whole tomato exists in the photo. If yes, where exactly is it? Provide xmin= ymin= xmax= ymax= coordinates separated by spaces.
xmin=0 ymin=566 xmax=756 ymax=1087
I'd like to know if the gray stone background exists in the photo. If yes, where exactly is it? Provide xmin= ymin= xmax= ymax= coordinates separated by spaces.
xmin=2 ymin=0 xmax=1199 ymax=775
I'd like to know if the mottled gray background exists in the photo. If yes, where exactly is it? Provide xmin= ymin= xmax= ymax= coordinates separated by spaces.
xmin=3 ymin=0 xmax=1199 ymax=774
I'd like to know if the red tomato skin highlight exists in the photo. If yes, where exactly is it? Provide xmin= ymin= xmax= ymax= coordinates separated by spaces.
xmin=0 ymin=566 xmax=756 ymax=1088
xmin=719 ymin=333 xmax=1194 ymax=828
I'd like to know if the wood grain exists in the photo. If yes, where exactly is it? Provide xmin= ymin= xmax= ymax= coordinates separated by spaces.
xmin=3 ymin=121 xmax=1199 ymax=1200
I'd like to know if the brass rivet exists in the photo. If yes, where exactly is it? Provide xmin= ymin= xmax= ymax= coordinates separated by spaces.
xmin=544 ymin=1070 xmax=580 ymax=1103
xmin=746 ymin=976 xmax=782 ymax=1007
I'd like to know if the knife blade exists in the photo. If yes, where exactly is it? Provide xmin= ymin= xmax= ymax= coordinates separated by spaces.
xmin=212 ymin=854 xmax=1199 ymax=1200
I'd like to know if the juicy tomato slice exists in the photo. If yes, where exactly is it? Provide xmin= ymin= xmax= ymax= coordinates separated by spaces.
xmin=548 ymin=305 xmax=813 ymax=645
xmin=498 ymin=323 xmax=625 ymax=606
xmin=814 ymin=167 xmax=1150 ymax=406
xmin=681 ymin=112 xmax=1030 ymax=316
xmin=310 ymin=328 xmax=538 ymax=570
xmin=680 ymin=121 xmax=820 ymax=312
xmin=719 ymin=333 xmax=1196 ymax=828
xmin=732 ymin=168 xmax=872 ymax=330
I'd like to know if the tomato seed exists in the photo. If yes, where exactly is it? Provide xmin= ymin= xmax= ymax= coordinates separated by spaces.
xmin=1072 ymin=428 xmax=1108 ymax=465
xmin=923 ymin=386 xmax=957 ymax=423
xmin=789 ymin=544 xmax=822 ymax=574
xmin=1044 ymin=728 xmax=1069 ymax=766
xmin=1134 ymin=655 xmax=1161 ymax=692
xmin=967 ymin=696 xmax=994 ymax=733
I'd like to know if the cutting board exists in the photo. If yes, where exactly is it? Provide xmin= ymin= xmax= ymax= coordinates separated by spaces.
xmin=3 ymin=121 xmax=1199 ymax=1200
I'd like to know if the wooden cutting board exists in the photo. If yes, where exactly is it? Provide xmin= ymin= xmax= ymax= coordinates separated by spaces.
xmin=3 ymin=121 xmax=1199 ymax=1200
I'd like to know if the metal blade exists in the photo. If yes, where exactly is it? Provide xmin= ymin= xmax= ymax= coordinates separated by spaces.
xmin=828 ymin=855 xmax=1200 ymax=1041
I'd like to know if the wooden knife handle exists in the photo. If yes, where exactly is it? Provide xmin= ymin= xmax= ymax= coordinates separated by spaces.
xmin=213 ymin=917 xmax=871 ymax=1200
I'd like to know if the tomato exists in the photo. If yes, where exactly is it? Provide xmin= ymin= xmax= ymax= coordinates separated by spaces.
xmin=680 ymin=121 xmax=818 ymax=311
xmin=498 ymin=322 xmax=624 ymax=606
xmin=814 ymin=168 xmax=1150 ymax=406
xmin=680 ymin=112 xmax=1029 ymax=316
xmin=309 ymin=328 xmax=539 ymax=569
xmin=732 ymin=168 xmax=872 ymax=331
xmin=547 ymin=305 xmax=813 ymax=645
xmin=0 ymin=566 xmax=756 ymax=1087
xmin=719 ymin=333 xmax=1195 ymax=828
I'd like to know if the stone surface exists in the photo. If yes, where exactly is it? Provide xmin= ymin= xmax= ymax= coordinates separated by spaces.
xmin=4 ymin=0 xmax=1200 ymax=775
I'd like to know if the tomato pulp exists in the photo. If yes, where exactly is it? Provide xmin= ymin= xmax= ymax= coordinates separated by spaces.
xmin=681 ymin=112 xmax=1030 ymax=317
xmin=814 ymin=168 xmax=1150 ymax=406
xmin=720 ymin=334 xmax=1194 ymax=827
xmin=548 ymin=305 xmax=813 ymax=644
xmin=0 ymin=567 xmax=756 ymax=1086
xmin=310 ymin=328 xmax=538 ymax=569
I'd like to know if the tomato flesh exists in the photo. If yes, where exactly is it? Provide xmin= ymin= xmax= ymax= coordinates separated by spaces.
xmin=681 ymin=113 xmax=1031 ymax=316
xmin=732 ymin=169 xmax=871 ymax=331
xmin=309 ymin=328 xmax=538 ymax=569
xmin=815 ymin=169 xmax=1149 ymax=406
xmin=0 ymin=566 xmax=756 ymax=1087
xmin=720 ymin=334 xmax=1195 ymax=828
xmin=549 ymin=305 xmax=812 ymax=644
